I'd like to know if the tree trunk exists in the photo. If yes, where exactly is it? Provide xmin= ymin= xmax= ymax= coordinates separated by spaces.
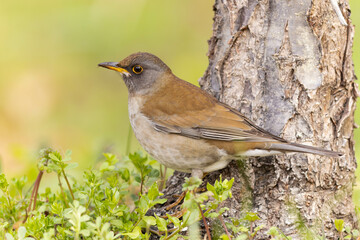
xmin=196 ymin=0 xmax=357 ymax=238
xmin=157 ymin=0 xmax=357 ymax=239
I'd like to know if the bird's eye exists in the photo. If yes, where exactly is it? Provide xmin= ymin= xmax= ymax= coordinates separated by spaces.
xmin=132 ymin=65 xmax=143 ymax=74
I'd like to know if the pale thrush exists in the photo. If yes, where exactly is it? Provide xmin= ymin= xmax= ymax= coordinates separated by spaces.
xmin=99 ymin=52 xmax=342 ymax=178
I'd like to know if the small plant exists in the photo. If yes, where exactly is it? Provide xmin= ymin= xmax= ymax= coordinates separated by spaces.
xmin=334 ymin=219 xmax=359 ymax=240
xmin=1 ymin=148 xmax=355 ymax=239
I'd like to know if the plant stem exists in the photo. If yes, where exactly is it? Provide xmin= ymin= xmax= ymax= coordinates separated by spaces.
xmin=249 ymin=222 xmax=253 ymax=240
xmin=163 ymin=209 xmax=192 ymax=240
xmin=197 ymin=202 xmax=211 ymax=240
xmin=140 ymin=178 xmax=143 ymax=196
xmin=131 ymin=218 xmax=142 ymax=233
xmin=218 ymin=214 xmax=231 ymax=240
xmin=149 ymin=229 xmax=161 ymax=236
xmin=85 ymin=189 xmax=92 ymax=210
xmin=27 ymin=171 xmax=44 ymax=212
xmin=58 ymin=175 xmax=68 ymax=208
xmin=163 ymin=228 xmax=180 ymax=240
xmin=62 ymin=169 xmax=74 ymax=200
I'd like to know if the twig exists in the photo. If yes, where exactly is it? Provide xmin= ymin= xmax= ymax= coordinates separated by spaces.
xmin=197 ymin=203 xmax=211 ymax=240
xmin=218 ymin=214 xmax=231 ymax=240
xmin=27 ymin=171 xmax=44 ymax=213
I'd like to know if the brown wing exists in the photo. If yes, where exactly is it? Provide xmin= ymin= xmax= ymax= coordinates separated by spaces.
xmin=141 ymin=75 xmax=286 ymax=144
xmin=152 ymin=104 xmax=286 ymax=143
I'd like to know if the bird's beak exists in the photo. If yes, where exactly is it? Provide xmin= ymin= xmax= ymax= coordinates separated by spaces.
xmin=98 ymin=62 xmax=131 ymax=76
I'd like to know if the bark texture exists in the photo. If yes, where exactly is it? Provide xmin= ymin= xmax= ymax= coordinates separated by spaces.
xmin=195 ymin=0 xmax=358 ymax=238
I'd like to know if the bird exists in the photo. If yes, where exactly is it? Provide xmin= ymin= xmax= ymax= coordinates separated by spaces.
xmin=98 ymin=52 xmax=342 ymax=179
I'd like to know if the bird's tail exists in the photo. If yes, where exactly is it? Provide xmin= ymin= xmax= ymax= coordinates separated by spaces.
xmin=269 ymin=142 xmax=343 ymax=157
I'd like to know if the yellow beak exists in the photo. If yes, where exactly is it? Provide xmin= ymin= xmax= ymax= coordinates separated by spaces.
xmin=98 ymin=62 xmax=130 ymax=76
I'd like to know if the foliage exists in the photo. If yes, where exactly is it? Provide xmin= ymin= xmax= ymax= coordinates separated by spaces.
xmin=334 ymin=219 xmax=359 ymax=240
xmin=0 ymin=148 xmax=357 ymax=239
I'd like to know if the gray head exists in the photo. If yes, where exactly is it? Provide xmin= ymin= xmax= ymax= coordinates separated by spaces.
xmin=98 ymin=52 xmax=171 ymax=94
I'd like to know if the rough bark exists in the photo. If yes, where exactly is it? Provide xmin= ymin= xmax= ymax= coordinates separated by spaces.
xmin=195 ymin=0 xmax=357 ymax=239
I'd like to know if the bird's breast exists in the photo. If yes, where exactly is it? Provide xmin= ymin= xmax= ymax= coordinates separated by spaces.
xmin=127 ymin=96 xmax=229 ymax=172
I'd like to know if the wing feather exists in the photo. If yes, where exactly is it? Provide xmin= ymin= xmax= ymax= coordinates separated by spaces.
xmin=150 ymin=103 xmax=286 ymax=143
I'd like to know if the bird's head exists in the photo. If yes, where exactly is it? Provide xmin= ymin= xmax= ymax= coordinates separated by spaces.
xmin=98 ymin=52 xmax=171 ymax=94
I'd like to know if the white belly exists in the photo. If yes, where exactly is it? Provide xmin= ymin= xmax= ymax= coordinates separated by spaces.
xmin=128 ymin=96 xmax=230 ymax=172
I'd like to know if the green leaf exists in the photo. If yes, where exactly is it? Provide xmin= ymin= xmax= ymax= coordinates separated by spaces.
xmin=148 ymin=182 xmax=159 ymax=201
xmin=218 ymin=207 xmax=229 ymax=215
xmin=122 ymin=226 xmax=141 ymax=239
xmin=352 ymin=229 xmax=359 ymax=237
xmin=207 ymin=212 xmax=220 ymax=218
xmin=334 ymin=219 xmax=344 ymax=232
xmin=220 ymin=234 xmax=230 ymax=240
xmin=48 ymin=152 xmax=61 ymax=162
xmin=152 ymin=198 xmax=167 ymax=205
xmin=267 ymin=226 xmax=279 ymax=236
xmin=103 ymin=153 xmax=119 ymax=165
xmin=206 ymin=182 xmax=215 ymax=193
xmin=47 ymin=163 xmax=61 ymax=172
xmin=134 ymin=175 xmax=142 ymax=183
xmin=238 ymin=226 xmax=249 ymax=232
xmin=344 ymin=225 xmax=351 ymax=233
xmin=235 ymin=234 xmax=248 ymax=240
xmin=5 ymin=233 xmax=14 ymax=240
xmin=254 ymin=224 xmax=264 ymax=233
xmin=18 ymin=226 xmax=27 ymax=239
xmin=183 ymin=207 xmax=201 ymax=226
xmin=110 ymin=219 xmax=123 ymax=228
xmin=224 ymin=178 xmax=234 ymax=189
xmin=64 ymin=162 xmax=78 ymax=170
xmin=194 ymin=192 xmax=209 ymax=203
xmin=155 ymin=215 xmax=168 ymax=232
xmin=129 ymin=152 xmax=148 ymax=172
xmin=12 ymin=176 xmax=27 ymax=192
xmin=138 ymin=196 xmax=149 ymax=215
xmin=182 ymin=177 xmax=202 ymax=191
xmin=120 ymin=168 xmax=130 ymax=181
xmin=166 ymin=214 xmax=180 ymax=228
xmin=149 ymin=169 xmax=160 ymax=178
xmin=243 ymin=212 xmax=260 ymax=222
xmin=0 ymin=173 xmax=9 ymax=192
xmin=80 ymin=229 xmax=90 ymax=237
xmin=143 ymin=216 xmax=156 ymax=226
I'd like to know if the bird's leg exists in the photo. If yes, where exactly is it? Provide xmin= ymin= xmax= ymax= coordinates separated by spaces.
xmin=191 ymin=169 xmax=204 ymax=179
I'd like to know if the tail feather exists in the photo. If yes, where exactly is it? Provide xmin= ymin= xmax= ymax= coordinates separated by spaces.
xmin=269 ymin=142 xmax=343 ymax=157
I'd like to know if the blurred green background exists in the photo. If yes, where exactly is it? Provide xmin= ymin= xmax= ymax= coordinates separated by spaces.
xmin=0 ymin=0 xmax=359 ymax=199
